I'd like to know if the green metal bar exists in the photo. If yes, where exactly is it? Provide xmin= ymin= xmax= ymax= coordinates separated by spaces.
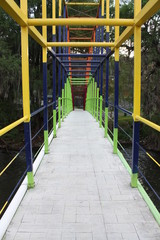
xmin=92 ymin=78 xmax=94 ymax=116
xmin=58 ymin=97 xmax=61 ymax=128
xmin=44 ymin=130 xmax=49 ymax=153
xmin=53 ymin=109 xmax=56 ymax=137
xmin=113 ymin=128 xmax=118 ymax=153
xmin=104 ymin=107 xmax=108 ymax=137
xmin=99 ymin=95 xmax=103 ymax=127
xmin=94 ymin=81 xmax=97 ymax=119
xmin=62 ymin=89 xmax=64 ymax=121
xmin=96 ymin=88 xmax=99 ymax=122
xmin=65 ymin=82 xmax=67 ymax=117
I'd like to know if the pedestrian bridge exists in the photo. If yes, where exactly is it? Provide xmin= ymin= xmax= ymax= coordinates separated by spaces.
xmin=2 ymin=110 xmax=160 ymax=239
xmin=0 ymin=0 xmax=160 ymax=239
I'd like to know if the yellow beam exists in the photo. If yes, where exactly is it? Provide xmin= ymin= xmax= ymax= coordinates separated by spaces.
xmin=106 ymin=0 xmax=110 ymax=32
xmin=47 ymin=42 xmax=115 ymax=47
xmin=101 ymin=0 xmax=104 ymax=16
xmin=27 ymin=18 xmax=134 ymax=26
xmin=29 ymin=27 xmax=47 ymax=47
xmin=52 ymin=0 xmax=56 ymax=35
xmin=115 ymin=0 xmax=119 ymax=61
xmin=115 ymin=26 xmax=133 ymax=48
xmin=133 ymin=0 xmax=141 ymax=120
xmin=65 ymin=2 xmax=99 ymax=6
xmin=135 ymin=0 xmax=160 ymax=27
xmin=0 ymin=117 xmax=27 ymax=137
xmin=0 ymin=0 xmax=46 ymax=47
xmin=42 ymin=0 xmax=47 ymax=62
xmin=135 ymin=116 xmax=160 ymax=132
xmin=0 ymin=0 xmax=27 ymax=26
xmin=115 ymin=0 xmax=160 ymax=48
xmin=21 ymin=0 xmax=31 ymax=122
xmin=59 ymin=0 xmax=62 ymax=17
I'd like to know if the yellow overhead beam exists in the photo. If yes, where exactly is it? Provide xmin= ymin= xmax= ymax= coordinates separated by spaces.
xmin=135 ymin=0 xmax=160 ymax=27
xmin=0 ymin=0 xmax=46 ymax=47
xmin=47 ymin=42 xmax=115 ymax=47
xmin=0 ymin=0 xmax=27 ymax=26
xmin=65 ymin=2 xmax=99 ymax=6
xmin=29 ymin=27 xmax=47 ymax=47
xmin=115 ymin=26 xmax=133 ymax=48
xmin=27 ymin=18 xmax=134 ymax=26
xmin=115 ymin=0 xmax=160 ymax=48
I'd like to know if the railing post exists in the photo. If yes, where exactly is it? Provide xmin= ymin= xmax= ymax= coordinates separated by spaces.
xmin=92 ymin=78 xmax=94 ymax=116
xmin=113 ymin=58 xmax=119 ymax=153
xmin=65 ymin=76 xmax=67 ymax=116
xmin=42 ymin=0 xmax=49 ymax=154
xmin=131 ymin=0 xmax=141 ymax=188
xmin=62 ymin=69 xmax=64 ymax=122
xmin=105 ymin=0 xmax=110 ymax=137
xmin=96 ymin=68 xmax=99 ymax=122
xmin=43 ymin=52 xmax=49 ymax=153
xmin=94 ymin=79 xmax=97 ymax=119
xmin=99 ymin=0 xmax=104 ymax=128
xmin=52 ymin=0 xmax=56 ymax=137
xmin=62 ymin=4 xmax=66 ymax=122
xmin=58 ymin=0 xmax=62 ymax=128
xmin=20 ymin=0 xmax=34 ymax=188
xmin=113 ymin=0 xmax=119 ymax=154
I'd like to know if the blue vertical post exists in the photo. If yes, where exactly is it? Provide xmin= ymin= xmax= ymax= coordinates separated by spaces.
xmin=96 ymin=67 xmax=100 ymax=122
xmin=65 ymin=27 xmax=68 ymax=115
xmin=113 ymin=0 xmax=120 ymax=153
xmin=24 ymin=122 xmax=34 ymax=188
xmin=58 ymin=8 xmax=61 ymax=127
xmin=52 ymin=34 xmax=56 ymax=138
xmin=96 ymin=24 xmax=100 ymax=122
xmin=52 ymin=0 xmax=56 ymax=137
xmin=99 ymin=12 xmax=104 ymax=128
xmin=62 ymin=5 xmax=66 ymax=122
xmin=131 ymin=122 xmax=140 ymax=187
xmin=105 ymin=32 xmax=109 ymax=137
xmin=113 ymin=60 xmax=119 ymax=153
xmin=43 ymin=60 xmax=49 ymax=153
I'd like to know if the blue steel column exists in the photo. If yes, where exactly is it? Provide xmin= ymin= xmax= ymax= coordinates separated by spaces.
xmin=113 ymin=60 xmax=119 ymax=153
xmin=52 ymin=0 xmax=56 ymax=137
xmin=105 ymin=32 xmax=109 ymax=137
xmin=52 ymin=34 xmax=56 ymax=137
xmin=21 ymin=0 xmax=34 ymax=188
xmin=132 ymin=122 xmax=140 ymax=186
xmin=43 ymin=60 xmax=49 ymax=153
xmin=113 ymin=0 xmax=119 ymax=154
xmin=96 ymin=25 xmax=100 ymax=122
xmin=65 ymin=26 xmax=68 ymax=115
xmin=24 ymin=123 xmax=34 ymax=188
xmin=62 ymin=5 xmax=66 ymax=122
xmin=99 ymin=12 xmax=104 ymax=128
xmin=131 ymin=0 xmax=141 ymax=187
xmin=58 ymin=8 xmax=61 ymax=127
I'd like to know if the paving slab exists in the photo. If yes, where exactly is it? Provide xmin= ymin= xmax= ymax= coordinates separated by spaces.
xmin=3 ymin=110 xmax=160 ymax=240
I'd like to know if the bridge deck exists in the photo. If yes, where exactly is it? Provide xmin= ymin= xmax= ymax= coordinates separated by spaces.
xmin=4 ymin=110 xmax=160 ymax=240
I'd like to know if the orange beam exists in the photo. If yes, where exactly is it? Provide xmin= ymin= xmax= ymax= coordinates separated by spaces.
xmin=70 ymin=37 xmax=91 ymax=40
xmin=69 ymin=28 xmax=94 ymax=31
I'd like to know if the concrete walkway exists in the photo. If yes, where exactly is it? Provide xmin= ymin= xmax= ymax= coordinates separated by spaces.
xmin=3 ymin=110 xmax=160 ymax=240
